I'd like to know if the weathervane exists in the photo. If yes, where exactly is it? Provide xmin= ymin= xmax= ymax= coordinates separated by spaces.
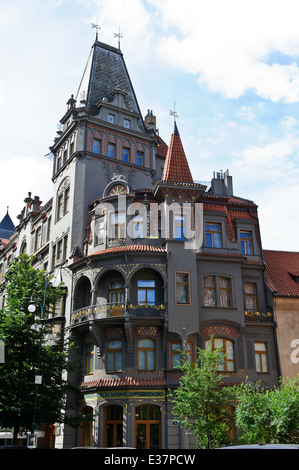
xmin=170 ymin=102 xmax=178 ymax=122
xmin=92 ymin=17 xmax=101 ymax=40
xmin=114 ymin=26 xmax=123 ymax=49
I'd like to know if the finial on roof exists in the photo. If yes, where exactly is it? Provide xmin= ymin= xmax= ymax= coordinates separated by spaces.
xmin=170 ymin=102 xmax=179 ymax=123
xmin=92 ymin=17 xmax=101 ymax=41
xmin=114 ymin=26 xmax=123 ymax=49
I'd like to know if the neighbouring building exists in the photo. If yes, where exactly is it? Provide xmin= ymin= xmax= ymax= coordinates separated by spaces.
xmin=0 ymin=36 xmax=281 ymax=449
xmin=264 ymin=250 xmax=299 ymax=379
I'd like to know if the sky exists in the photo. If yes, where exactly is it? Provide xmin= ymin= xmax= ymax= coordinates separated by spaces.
xmin=1 ymin=0 xmax=299 ymax=251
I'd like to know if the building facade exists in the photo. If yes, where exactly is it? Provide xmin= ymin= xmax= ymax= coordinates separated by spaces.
xmin=264 ymin=250 xmax=299 ymax=380
xmin=0 ymin=37 xmax=281 ymax=449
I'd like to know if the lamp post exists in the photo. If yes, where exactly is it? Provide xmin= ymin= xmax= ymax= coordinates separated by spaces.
xmin=27 ymin=278 xmax=48 ymax=448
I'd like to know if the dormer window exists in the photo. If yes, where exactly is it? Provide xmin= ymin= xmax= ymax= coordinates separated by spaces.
xmin=108 ymin=113 xmax=115 ymax=124
xmin=124 ymin=118 xmax=131 ymax=129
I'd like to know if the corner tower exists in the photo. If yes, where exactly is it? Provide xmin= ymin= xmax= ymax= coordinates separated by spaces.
xmin=49 ymin=37 xmax=161 ymax=266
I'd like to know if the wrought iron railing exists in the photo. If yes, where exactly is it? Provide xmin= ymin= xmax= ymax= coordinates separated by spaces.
xmin=71 ymin=302 xmax=167 ymax=324
xmin=244 ymin=310 xmax=273 ymax=322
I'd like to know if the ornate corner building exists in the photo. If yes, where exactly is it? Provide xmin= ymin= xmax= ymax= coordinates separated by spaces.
xmin=0 ymin=37 xmax=281 ymax=449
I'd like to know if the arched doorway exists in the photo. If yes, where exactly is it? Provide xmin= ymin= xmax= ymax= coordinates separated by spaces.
xmin=103 ymin=404 xmax=123 ymax=447
xmin=135 ymin=404 xmax=161 ymax=449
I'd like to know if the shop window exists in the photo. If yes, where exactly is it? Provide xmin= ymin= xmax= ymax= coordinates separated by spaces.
xmin=135 ymin=404 xmax=161 ymax=449
xmin=81 ymin=406 xmax=93 ymax=446
xmin=103 ymin=405 xmax=123 ymax=447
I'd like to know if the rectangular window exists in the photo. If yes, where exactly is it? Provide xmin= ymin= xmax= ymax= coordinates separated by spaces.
xmin=63 ymin=235 xmax=68 ymax=260
xmin=86 ymin=344 xmax=94 ymax=374
xmin=57 ymin=239 xmax=63 ymax=262
xmin=219 ymin=276 xmax=232 ymax=308
xmin=122 ymin=147 xmax=130 ymax=162
xmin=108 ymin=143 xmax=116 ymax=159
xmin=107 ymin=340 xmax=122 ymax=372
xmin=35 ymin=227 xmax=42 ymax=252
xmin=206 ymin=223 xmax=222 ymax=248
xmin=138 ymin=339 xmax=155 ymax=371
xmin=136 ymin=151 xmax=143 ymax=166
xmin=244 ymin=282 xmax=257 ymax=311
xmin=109 ymin=211 xmax=125 ymax=241
xmin=174 ymin=214 xmax=185 ymax=240
xmin=64 ymin=187 xmax=70 ymax=215
xmin=170 ymin=342 xmax=192 ymax=368
xmin=92 ymin=138 xmax=101 ymax=154
xmin=57 ymin=193 xmax=63 ymax=220
xmin=137 ymin=280 xmax=155 ymax=304
xmin=176 ymin=272 xmax=191 ymax=305
xmin=240 ymin=231 xmax=253 ymax=255
xmin=206 ymin=338 xmax=235 ymax=372
xmin=204 ymin=276 xmax=216 ymax=307
xmin=254 ymin=342 xmax=268 ymax=373
xmin=132 ymin=215 xmax=144 ymax=239
xmin=96 ymin=217 xmax=105 ymax=245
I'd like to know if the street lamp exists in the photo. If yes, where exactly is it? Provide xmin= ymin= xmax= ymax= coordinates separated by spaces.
xmin=27 ymin=279 xmax=47 ymax=448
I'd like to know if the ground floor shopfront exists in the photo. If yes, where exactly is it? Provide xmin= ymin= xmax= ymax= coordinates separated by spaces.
xmin=78 ymin=388 xmax=192 ymax=449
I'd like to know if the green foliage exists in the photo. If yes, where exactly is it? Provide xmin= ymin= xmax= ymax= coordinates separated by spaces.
xmin=0 ymin=254 xmax=82 ymax=439
xmin=169 ymin=343 xmax=235 ymax=449
xmin=234 ymin=376 xmax=299 ymax=444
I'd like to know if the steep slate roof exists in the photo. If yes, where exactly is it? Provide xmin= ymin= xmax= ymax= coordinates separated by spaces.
xmin=161 ymin=122 xmax=194 ymax=183
xmin=263 ymin=249 xmax=299 ymax=297
xmin=0 ymin=210 xmax=15 ymax=240
xmin=76 ymin=39 xmax=144 ymax=126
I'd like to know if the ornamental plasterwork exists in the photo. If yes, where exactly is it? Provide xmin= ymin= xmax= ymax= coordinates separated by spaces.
xmin=200 ymin=326 xmax=239 ymax=339
xmin=135 ymin=326 xmax=159 ymax=338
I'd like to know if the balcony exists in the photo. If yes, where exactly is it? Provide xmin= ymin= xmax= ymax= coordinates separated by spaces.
xmin=244 ymin=310 xmax=274 ymax=322
xmin=71 ymin=302 xmax=167 ymax=325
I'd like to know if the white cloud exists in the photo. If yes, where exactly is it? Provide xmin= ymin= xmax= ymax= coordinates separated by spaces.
xmin=0 ymin=158 xmax=53 ymax=226
xmin=148 ymin=0 xmax=299 ymax=102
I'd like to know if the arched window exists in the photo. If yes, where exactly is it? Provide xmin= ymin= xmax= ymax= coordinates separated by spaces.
xmin=81 ymin=406 xmax=93 ymax=446
xmin=103 ymin=405 xmax=123 ymax=447
xmin=138 ymin=338 xmax=155 ymax=371
xmin=205 ymin=337 xmax=235 ymax=372
xmin=56 ymin=177 xmax=70 ymax=222
xmin=135 ymin=404 xmax=161 ymax=449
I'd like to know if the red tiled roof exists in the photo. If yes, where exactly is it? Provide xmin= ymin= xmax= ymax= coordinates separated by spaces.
xmin=156 ymin=135 xmax=168 ymax=158
xmin=81 ymin=376 xmax=166 ymax=388
xmin=161 ymin=122 xmax=194 ymax=183
xmin=263 ymin=249 xmax=299 ymax=297
xmin=89 ymin=245 xmax=167 ymax=256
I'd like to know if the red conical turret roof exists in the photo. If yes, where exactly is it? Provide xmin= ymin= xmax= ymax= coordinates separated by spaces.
xmin=161 ymin=122 xmax=193 ymax=183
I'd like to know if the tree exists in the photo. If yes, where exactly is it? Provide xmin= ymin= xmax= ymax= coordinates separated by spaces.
xmin=234 ymin=376 xmax=299 ymax=444
xmin=0 ymin=254 xmax=81 ymax=445
xmin=169 ymin=343 xmax=235 ymax=449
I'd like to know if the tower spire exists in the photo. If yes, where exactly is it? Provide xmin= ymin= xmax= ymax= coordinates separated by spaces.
xmin=162 ymin=121 xmax=193 ymax=183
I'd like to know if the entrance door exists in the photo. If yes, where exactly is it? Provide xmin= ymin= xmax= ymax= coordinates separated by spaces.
xmin=135 ymin=404 xmax=161 ymax=449
xmin=103 ymin=405 xmax=123 ymax=447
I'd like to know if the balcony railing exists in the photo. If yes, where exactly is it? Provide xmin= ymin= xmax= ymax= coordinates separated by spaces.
xmin=71 ymin=302 xmax=167 ymax=324
xmin=244 ymin=310 xmax=273 ymax=322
